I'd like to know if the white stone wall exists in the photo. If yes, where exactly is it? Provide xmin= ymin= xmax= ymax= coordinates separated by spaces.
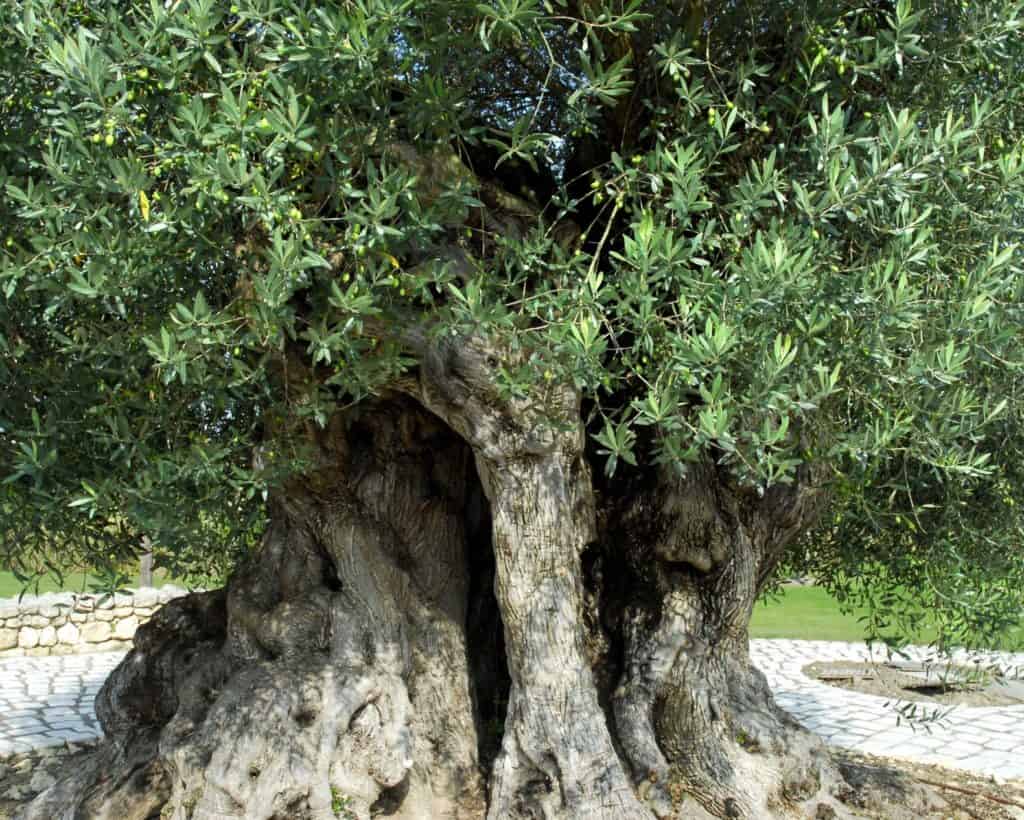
xmin=0 ymin=586 xmax=189 ymax=658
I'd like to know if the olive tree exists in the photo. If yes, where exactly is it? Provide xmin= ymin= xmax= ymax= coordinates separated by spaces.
xmin=2 ymin=0 xmax=1023 ymax=817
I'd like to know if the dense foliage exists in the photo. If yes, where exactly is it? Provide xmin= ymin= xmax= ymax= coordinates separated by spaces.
xmin=2 ymin=0 xmax=1022 ymax=646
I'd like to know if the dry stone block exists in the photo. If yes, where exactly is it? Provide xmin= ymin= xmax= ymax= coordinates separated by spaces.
xmin=113 ymin=616 xmax=139 ymax=640
xmin=87 ymin=639 xmax=130 ymax=653
xmin=157 ymin=587 xmax=185 ymax=603
xmin=0 ymin=627 xmax=18 ymax=650
xmin=0 ymin=588 xmax=198 ymax=658
xmin=18 ymin=626 xmax=40 ymax=649
xmin=57 ymin=622 xmax=80 ymax=644
xmin=81 ymin=621 xmax=112 ymax=643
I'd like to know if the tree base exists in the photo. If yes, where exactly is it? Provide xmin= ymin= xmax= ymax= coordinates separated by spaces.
xmin=16 ymin=593 xmax=952 ymax=820
xmin=14 ymin=395 xmax=959 ymax=820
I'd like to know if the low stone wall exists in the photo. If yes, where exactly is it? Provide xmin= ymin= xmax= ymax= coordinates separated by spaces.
xmin=0 ymin=586 xmax=190 ymax=658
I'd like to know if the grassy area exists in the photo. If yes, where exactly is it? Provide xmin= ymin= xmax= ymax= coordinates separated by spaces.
xmin=750 ymin=585 xmax=872 ymax=642
xmin=0 ymin=569 xmax=180 ymax=599
xmin=750 ymin=584 xmax=1024 ymax=650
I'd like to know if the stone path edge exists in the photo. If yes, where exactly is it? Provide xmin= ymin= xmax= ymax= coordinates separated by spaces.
xmin=750 ymin=639 xmax=1024 ymax=783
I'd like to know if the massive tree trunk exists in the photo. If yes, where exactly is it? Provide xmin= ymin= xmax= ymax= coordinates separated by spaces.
xmin=605 ymin=464 xmax=839 ymax=819
xmin=20 ymin=354 xmax=948 ymax=820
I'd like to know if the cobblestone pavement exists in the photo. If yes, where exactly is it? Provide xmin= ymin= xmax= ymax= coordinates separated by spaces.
xmin=1 ymin=643 xmax=1022 ymax=783
xmin=0 ymin=652 xmax=124 ymax=757
xmin=750 ymin=639 xmax=1024 ymax=782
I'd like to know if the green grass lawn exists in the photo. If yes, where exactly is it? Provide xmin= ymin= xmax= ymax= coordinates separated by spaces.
xmin=750 ymin=585 xmax=872 ymax=642
xmin=750 ymin=585 xmax=1024 ymax=650
xmin=0 ymin=568 xmax=180 ymax=599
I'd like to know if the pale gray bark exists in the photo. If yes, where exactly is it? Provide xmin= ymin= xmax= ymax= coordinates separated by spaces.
xmin=138 ymin=541 xmax=154 ymax=588
xmin=417 ymin=335 xmax=652 ymax=820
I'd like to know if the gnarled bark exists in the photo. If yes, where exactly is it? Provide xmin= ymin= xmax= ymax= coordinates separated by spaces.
xmin=605 ymin=462 xmax=940 ymax=819
xmin=21 ymin=398 xmax=487 ymax=820
xmin=418 ymin=335 xmax=651 ymax=820
xmin=21 ymin=387 xmax=952 ymax=820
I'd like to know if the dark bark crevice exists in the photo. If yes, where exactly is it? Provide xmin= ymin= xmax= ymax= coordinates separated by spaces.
xmin=581 ymin=539 xmax=628 ymax=709
xmin=464 ymin=477 xmax=510 ymax=775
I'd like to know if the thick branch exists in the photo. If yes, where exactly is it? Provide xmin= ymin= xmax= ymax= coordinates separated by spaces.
xmin=415 ymin=334 xmax=652 ymax=819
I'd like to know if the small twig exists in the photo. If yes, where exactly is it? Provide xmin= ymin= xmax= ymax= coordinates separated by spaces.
xmin=914 ymin=775 xmax=1024 ymax=810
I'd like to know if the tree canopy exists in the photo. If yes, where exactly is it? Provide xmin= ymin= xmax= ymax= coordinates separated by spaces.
xmin=2 ymin=0 xmax=1023 ymax=646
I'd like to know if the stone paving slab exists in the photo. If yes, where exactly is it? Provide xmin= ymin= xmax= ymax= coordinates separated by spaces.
xmin=750 ymin=639 xmax=1024 ymax=782
xmin=0 ymin=652 xmax=125 ymax=757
